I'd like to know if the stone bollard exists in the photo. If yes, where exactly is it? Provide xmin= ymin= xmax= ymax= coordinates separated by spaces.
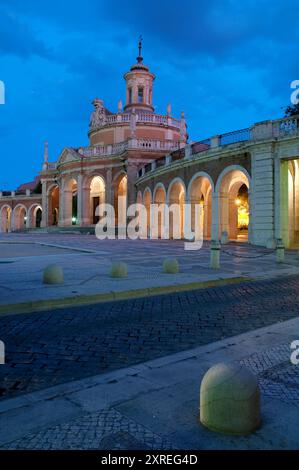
xmin=43 ymin=265 xmax=64 ymax=284
xmin=210 ymin=240 xmax=220 ymax=269
xmin=163 ymin=257 xmax=179 ymax=274
xmin=220 ymin=231 xmax=228 ymax=245
xmin=200 ymin=363 xmax=261 ymax=435
xmin=109 ymin=262 xmax=128 ymax=278
xmin=276 ymin=238 xmax=285 ymax=263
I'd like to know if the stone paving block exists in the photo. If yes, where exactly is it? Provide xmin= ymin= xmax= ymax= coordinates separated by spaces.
xmin=0 ymin=398 xmax=81 ymax=445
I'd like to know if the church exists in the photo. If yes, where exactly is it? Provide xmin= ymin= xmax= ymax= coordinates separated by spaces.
xmin=1 ymin=41 xmax=299 ymax=249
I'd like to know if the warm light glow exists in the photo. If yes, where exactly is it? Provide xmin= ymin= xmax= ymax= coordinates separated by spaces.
xmin=235 ymin=198 xmax=241 ymax=206
xmin=238 ymin=207 xmax=249 ymax=229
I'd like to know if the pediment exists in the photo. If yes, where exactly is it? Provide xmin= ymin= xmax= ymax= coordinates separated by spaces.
xmin=57 ymin=148 xmax=81 ymax=166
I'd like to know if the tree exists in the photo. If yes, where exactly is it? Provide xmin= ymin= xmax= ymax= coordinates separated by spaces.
xmin=285 ymin=103 xmax=299 ymax=117
xmin=33 ymin=181 xmax=42 ymax=194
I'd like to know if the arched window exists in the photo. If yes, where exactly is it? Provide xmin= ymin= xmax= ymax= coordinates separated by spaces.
xmin=128 ymin=88 xmax=132 ymax=104
xmin=138 ymin=87 xmax=144 ymax=103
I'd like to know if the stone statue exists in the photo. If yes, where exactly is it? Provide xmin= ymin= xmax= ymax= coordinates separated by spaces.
xmin=180 ymin=111 xmax=187 ymax=142
xmin=90 ymin=98 xmax=107 ymax=130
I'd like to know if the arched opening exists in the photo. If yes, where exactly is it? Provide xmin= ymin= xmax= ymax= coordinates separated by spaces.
xmin=13 ymin=205 xmax=27 ymax=231
xmin=235 ymin=184 xmax=249 ymax=240
xmin=28 ymin=205 xmax=43 ymax=228
xmin=63 ymin=178 xmax=77 ymax=226
xmin=188 ymin=175 xmax=212 ymax=239
xmin=168 ymin=180 xmax=185 ymax=239
xmin=0 ymin=206 xmax=12 ymax=233
xmin=114 ymin=174 xmax=127 ymax=228
xmin=144 ymin=188 xmax=152 ymax=235
xmin=153 ymin=185 xmax=166 ymax=238
xmin=48 ymin=185 xmax=59 ymax=226
xmin=36 ymin=208 xmax=42 ymax=228
xmin=90 ymin=176 xmax=105 ymax=224
xmin=281 ymin=159 xmax=299 ymax=247
xmin=217 ymin=168 xmax=250 ymax=241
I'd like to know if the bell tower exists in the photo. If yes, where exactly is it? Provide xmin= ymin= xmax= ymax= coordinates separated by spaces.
xmin=124 ymin=37 xmax=155 ymax=113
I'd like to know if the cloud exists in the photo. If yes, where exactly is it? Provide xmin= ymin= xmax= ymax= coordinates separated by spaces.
xmin=0 ymin=7 xmax=51 ymax=59
xmin=1 ymin=0 xmax=299 ymax=190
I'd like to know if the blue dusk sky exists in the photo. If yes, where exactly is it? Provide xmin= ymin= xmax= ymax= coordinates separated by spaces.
xmin=0 ymin=0 xmax=298 ymax=189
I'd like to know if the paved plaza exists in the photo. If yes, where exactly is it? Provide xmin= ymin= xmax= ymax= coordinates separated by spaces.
xmin=1 ymin=233 xmax=299 ymax=313
xmin=0 ymin=233 xmax=299 ymax=449
xmin=0 ymin=318 xmax=298 ymax=450
xmin=1 ymin=267 xmax=299 ymax=400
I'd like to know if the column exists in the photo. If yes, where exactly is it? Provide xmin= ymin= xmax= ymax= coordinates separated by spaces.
xmin=105 ymin=168 xmax=113 ymax=205
xmin=276 ymin=159 xmax=289 ymax=247
xmin=127 ymin=163 xmax=138 ymax=206
xmin=41 ymin=180 xmax=48 ymax=228
xmin=58 ymin=184 xmax=65 ymax=227
xmin=251 ymin=146 xmax=275 ymax=247
xmin=211 ymin=191 xmax=219 ymax=241
xmin=218 ymin=192 xmax=229 ymax=236
xmin=229 ymin=196 xmax=238 ymax=239
xmin=77 ymin=174 xmax=83 ymax=226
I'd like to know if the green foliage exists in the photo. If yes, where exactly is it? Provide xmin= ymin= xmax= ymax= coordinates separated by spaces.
xmin=285 ymin=103 xmax=299 ymax=117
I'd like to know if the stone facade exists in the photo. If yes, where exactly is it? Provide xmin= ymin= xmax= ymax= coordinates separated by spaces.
xmin=1 ymin=47 xmax=299 ymax=248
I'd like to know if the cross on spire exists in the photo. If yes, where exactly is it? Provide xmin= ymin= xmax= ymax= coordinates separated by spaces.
xmin=137 ymin=35 xmax=143 ymax=63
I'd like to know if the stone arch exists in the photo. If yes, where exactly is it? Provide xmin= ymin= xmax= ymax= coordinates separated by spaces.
xmin=153 ymin=183 xmax=166 ymax=203
xmin=143 ymin=187 xmax=152 ymax=235
xmin=153 ymin=183 xmax=166 ymax=238
xmin=82 ymin=174 xmax=106 ymax=225
xmin=113 ymin=172 xmax=127 ymax=228
xmin=47 ymin=184 xmax=60 ymax=226
xmin=216 ymin=165 xmax=250 ymax=241
xmin=187 ymin=172 xmax=214 ymax=239
xmin=143 ymin=186 xmax=152 ymax=204
xmin=286 ymin=159 xmax=299 ymax=247
xmin=166 ymin=177 xmax=187 ymax=204
xmin=13 ymin=204 xmax=27 ymax=231
xmin=215 ymin=165 xmax=251 ymax=193
xmin=0 ymin=205 xmax=12 ymax=233
xmin=137 ymin=190 xmax=143 ymax=204
xmin=28 ymin=204 xmax=43 ymax=228
xmin=167 ymin=177 xmax=186 ymax=239
xmin=62 ymin=176 xmax=78 ymax=226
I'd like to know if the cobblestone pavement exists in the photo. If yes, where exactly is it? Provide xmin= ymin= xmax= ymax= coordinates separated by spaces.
xmin=2 ymin=409 xmax=173 ymax=450
xmin=1 ymin=274 xmax=299 ymax=401
xmin=3 ymin=341 xmax=298 ymax=450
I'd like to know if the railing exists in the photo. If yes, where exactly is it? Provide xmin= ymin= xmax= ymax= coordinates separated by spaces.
xmin=220 ymin=128 xmax=251 ymax=146
xmin=191 ymin=140 xmax=210 ymax=154
xmin=128 ymin=139 xmax=179 ymax=151
xmin=97 ymin=112 xmax=181 ymax=128
xmin=136 ymin=115 xmax=299 ymax=180
xmin=76 ymin=138 xmax=179 ymax=158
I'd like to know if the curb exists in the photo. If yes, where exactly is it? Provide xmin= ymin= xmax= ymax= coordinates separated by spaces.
xmin=0 ymin=316 xmax=297 ymax=447
xmin=0 ymin=276 xmax=252 ymax=316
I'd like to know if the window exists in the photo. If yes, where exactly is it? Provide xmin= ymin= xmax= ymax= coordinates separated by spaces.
xmin=128 ymin=88 xmax=132 ymax=104
xmin=138 ymin=87 xmax=143 ymax=103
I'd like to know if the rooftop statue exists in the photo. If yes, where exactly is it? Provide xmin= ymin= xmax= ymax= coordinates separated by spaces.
xmin=90 ymin=98 xmax=107 ymax=130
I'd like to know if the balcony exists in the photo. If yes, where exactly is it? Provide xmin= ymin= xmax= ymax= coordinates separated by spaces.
xmin=77 ymin=138 xmax=180 ymax=157
xmin=90 ymin=112 xmax=181 ymax=132
xmin=136 ymin=115 xmax=299 ymax=179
